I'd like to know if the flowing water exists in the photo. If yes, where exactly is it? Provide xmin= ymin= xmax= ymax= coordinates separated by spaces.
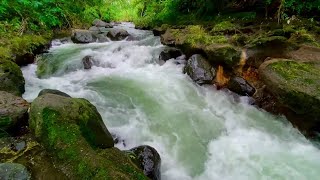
xmin=22 ymin=23 xmax=320 ymax=180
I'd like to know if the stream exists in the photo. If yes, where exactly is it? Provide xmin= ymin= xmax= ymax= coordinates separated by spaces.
xmin=22 ymin=23 xmax=320 ymax=180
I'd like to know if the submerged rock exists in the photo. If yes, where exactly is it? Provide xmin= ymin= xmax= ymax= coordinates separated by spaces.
xmin=126 ymin=145 xmax=161 ymax=180
xmin=38 ymin=89 xmax=71 ymax=98
xmin=0 ymin=91 xmax=29 ymax=137
xmin=259 ymin=59 xmax=320 ymax=122
xmin=0 ymin=59 xmax=25 ymax=96
xmin=0 ymin=163 xmax=30 ymax=180
xmin=107 ymin=29 xmax=130 ymax=41
xmin=82 ymin=55 xmax=94 ymax=69
xmin=227 ymin=77 xmax=255 ymax=96
xmin=184 ymin=54 xmax=216 ymax=85
xmin=71 ymin=29 xmax=97 ymax=43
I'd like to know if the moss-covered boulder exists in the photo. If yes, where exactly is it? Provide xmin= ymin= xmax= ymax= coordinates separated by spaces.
xmin=38 ymin=89 xmax=71 ymax=98
xmin=259 ymin=59 xmax=320 ymax=120
xmin=0 ymin=91 xmax=29 ymax=137
xmin=204 ymin=44 xmax=241 ymax=68
xmin=29 ymin=93 xmax=147 ymax=179
xmin=0 ymin=59 xmax=25 ymax=96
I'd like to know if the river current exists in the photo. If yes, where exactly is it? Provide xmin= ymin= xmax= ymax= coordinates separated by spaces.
xmin=22 ymin=23 xmax=320 ymax=180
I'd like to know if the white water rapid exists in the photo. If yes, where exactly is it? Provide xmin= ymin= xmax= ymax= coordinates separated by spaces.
xmin=22 ymin=23 xmax=320 ymax=180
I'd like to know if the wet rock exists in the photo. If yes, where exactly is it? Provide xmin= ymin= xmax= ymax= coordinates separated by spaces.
xmin=38 ymin=89 xmax=71 ymax=98
xmin=227 ymin=77 xmax=256 ymax=96
xmin=0 ymin=163 xmax=31 ymax=180
xmin=0 ymin=59 xmax=25 ymax=96
xmin=0 ymin=91 xmax=29 ymax=137
xmin=159 ymin=48 xmax=182 ymax=62
xmin=184 ymin=54 xmax=216 ymax=85
xmin=95 ymin=34 xmax=110 ymax=43
xmin=92 ymin=19 xmax=113 ymax=28
xmin=127 ymin=145 xmax=161 ymax=180
xmin=259 ymin=59 xmax=320 ymax=116
xmin=107 ymin=29 xmax=130 ymax=41
xmin=29 ymin=94 xmax=146 ymax=179
xmin=30 ymin=93 xmax=114 ymax=149
xmin=153 ymin=27 xmax=166 ymax=36
xmin=71 ymin=29 xmax=97 ymax=43
xmin=82 ymin=55 xmax=94 ymax=69
xmin=204 ymin=44 xmax=241 ymax=68
xmin=51 ymin=37 xmax=72 ymax=46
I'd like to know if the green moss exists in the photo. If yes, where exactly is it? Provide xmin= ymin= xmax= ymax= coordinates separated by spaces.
xmin=247 ymin=35 xmax=288 ymax=48
xmin=289 ymin=29 xmax=320 ymax=47
xmin=212 ymin=21 xmax=237 ymax=32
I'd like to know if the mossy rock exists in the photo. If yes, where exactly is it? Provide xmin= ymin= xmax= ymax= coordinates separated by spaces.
xmin=259 ymin=59 xmax=320 ymax=119
xmin=204 ymin=44 xmax=241 ymax=68
xmin=0 ymin=59 xmax=25 ymax=96
xmin=29 ymin=94 xmax=147 ymax=179
xmin=0 ymin=136 xmax=67 ymax=179
xmin=246 ymin=36 xmax=288 ymax=49
xmin=0 ymin=91 xmax=29 ymax=137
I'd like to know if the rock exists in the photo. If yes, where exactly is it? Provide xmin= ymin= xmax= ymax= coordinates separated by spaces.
xmin=0 ymin=163 xmax=30 ymax=180
xmin=51 ymin=37 xmax=72 ymax=46
xmin=0 ymin=91 xmax=29 ymax=137
xmin=29 ymin=94 xmax=147 ymax=179
xmin=259 ymin=59 xmax=320 ymax=119
xmin=29 ymin=93 xmax=114 ymax=149
xmin=82 ymin=55 xmax=94 ymax=69
xmin=92 ymin=19 xmax=113 ymax=28
xmin=0 ymin=59 xmax=25 ymax=96
xmin=153 ymin=27 xmax=166 ymax=36
xmin=159 ymin=48 xmax=182 ymax=62
xmin=204 ymin=44 xmax=241 ymax=68
xmin=184 ymin=54 xmax=216 ymax=85
xmin=160 ymin=29 xmax=177 ymax=46
xmin=71 ymin=29 xmax=97 ymax=43
xmin=38 ymin=89 xmax=71 ymax=98
xmin=95 ymin=34 xmax=110 ymax=43
xmin=227 ymin=77 xmax=256 ymax=96
xmin=126 ymin=145 xmax=161 ymax=180
xmin=107 ymin=29 xmax=130 ymax=41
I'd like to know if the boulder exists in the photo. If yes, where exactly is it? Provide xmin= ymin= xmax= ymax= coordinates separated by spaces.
xmin=38 ymin=89 xmax=71 ymax=98
xmin=153 ymin=27 xmax=166 ymax=36
xmin=82 ymin=56 xmax=94 ymax=69
xmin=0 ymin=59 xmax=25 ymax=96
xmin=126 ymin=145 xmax=161 ymax=180
xmin=204 ymin=44 xmax=241 ymax=68
xmin=29 ymin=93 xmax=114 ymax=149
xmin=92 ymin=19 xmax=113 ymax=28
xmin=95 ymin=34 xmax=110 ymax=43
xmin=107 ymin=29 xmax=130 ymax=41
xmin=184 ymin=54 xmax=216 ymax=85
xmin=259 ymin=59 xmax=320 ymax=119
xmin=0 ymin=163 xmax=30 ymax=180
xmin=71 ymin=29 xmax=97 ymax=44
xmin=227 ymin=77 xmax=256 ymax=96
xmin=159 ymin=48 xmax=182 ymax=62
xmin=0 ymin=91 xmax=29 ymax=137
xmin=29 ymin=94 xmax=147 ymax=179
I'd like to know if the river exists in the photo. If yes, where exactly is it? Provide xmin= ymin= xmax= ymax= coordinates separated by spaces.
xmin=22 ymin=23 xmax=320 ymax=180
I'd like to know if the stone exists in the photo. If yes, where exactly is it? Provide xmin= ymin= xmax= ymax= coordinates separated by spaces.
xmin=227 ymin=77 xmax=256 ymax=96
xmin=0 ymin=91 xmax=29 ymax=137
xmin=82 ymin=56 xmax=94 ymax=69
xmin=259 ymin=59 xmax=320 ymax=118
xmin=126 ymin=145 xmax=161 ymax=180
xmin=159 ymin=48 xmax=182 ymax=62
xmin=71 ymin=29 xmax=97 ymax=44
xmin=0 ymin=163 xmax=30 ymax=180
xmin=107 ymin=29 xmax=130 ymax=41
xmin=184 ymin=54 xmax=216 ymax=85
xmin=0 ymin=59 xmax=25 ymax=96
xmin=38 ymin=89 xmax=71 ymax=98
